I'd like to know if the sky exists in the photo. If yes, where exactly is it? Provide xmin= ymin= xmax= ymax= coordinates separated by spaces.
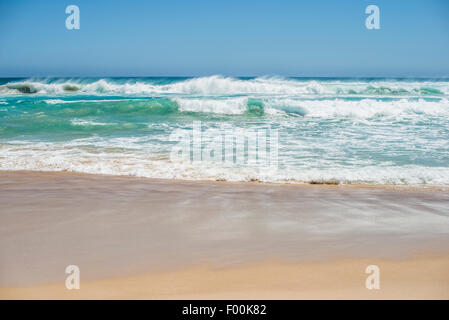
xmin=0 ymin=0 xmax=448 ymax=77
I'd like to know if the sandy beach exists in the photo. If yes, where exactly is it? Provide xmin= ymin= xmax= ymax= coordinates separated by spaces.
xmin=2 ymin=254 xmax=449 ymax=300
xmin=1 ymin=171 xmax=449 ymax=299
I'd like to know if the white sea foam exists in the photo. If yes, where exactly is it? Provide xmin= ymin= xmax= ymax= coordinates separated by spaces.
xmin=44 ymin=98 xmax=136 ymax=104
xmin=70 ymin=119 xmax=109 ymax=126
xmin=1 ymin=76 xmax=448 ymax=97
xmin=171 ymin=96 xmax=449 ymax=117
xmin=265 ymin=98 xmax=449 ymax=118
xmin=1 ymin=143 xmax=449 ymax=186
xmin=44 ymin=99 xmax=73 ymax=104
xmin=175 ymin=97 xmax=249 ymax=114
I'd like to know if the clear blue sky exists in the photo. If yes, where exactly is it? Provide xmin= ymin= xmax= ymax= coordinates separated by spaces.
xmin=0 ymin=0 xmax=448 ymax=77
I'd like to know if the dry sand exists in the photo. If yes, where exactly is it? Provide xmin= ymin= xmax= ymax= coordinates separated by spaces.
xmin=2 ymin=254 xmax=449 ymax=299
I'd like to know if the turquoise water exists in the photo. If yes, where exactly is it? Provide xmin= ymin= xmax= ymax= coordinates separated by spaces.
xmin=1 ymin=76 xmax=449 ymax=185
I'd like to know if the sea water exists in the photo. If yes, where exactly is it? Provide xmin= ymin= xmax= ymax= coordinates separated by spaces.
xmin=0 ymin=76 xmax=448 ymax=185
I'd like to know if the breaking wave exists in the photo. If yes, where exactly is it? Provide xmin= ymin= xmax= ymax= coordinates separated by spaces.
xmin=33 ymin=97 xmax=449 ymax=118
xmin=1 ymin=76 xmax=448 ymax=97
xmin=1 ymin=76 xmax=449 ymax=186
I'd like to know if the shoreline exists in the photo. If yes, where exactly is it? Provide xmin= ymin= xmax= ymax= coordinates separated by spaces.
xmin=1 ymin=169 xmax=448 ymax=192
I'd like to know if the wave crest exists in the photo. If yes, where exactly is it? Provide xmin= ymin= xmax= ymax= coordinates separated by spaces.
xmin=1 ymin=76 xmax=448 ymax=97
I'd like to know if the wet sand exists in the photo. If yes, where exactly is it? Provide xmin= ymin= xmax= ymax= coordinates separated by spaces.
xmin=1 ymin=171 xmax=449 ymax=299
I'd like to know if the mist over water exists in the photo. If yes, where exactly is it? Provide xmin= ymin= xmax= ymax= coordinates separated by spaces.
xmin=1 ymin=76 xmax=449 ymax=186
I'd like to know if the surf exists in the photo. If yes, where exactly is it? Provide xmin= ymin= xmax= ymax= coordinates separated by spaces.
xmin=1 ymin=76 xmax=449 ymax=186
xmin=0 ymin=76 xmax=448 ymax=97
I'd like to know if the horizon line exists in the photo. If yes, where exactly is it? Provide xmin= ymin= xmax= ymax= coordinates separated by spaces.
xmin=1 ymin=75 xmax=449 ymax=79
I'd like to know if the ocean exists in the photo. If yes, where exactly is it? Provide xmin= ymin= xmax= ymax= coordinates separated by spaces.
xmin=0 ymin=76 xmax=448 ymax=186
